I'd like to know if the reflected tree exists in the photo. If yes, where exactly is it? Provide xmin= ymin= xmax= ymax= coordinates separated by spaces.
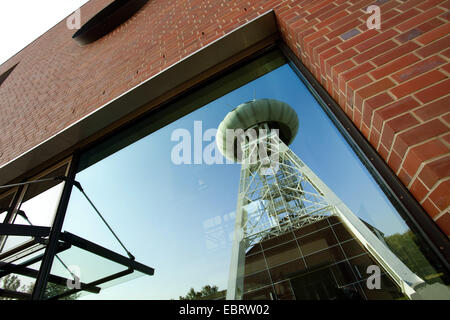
xmin=0 ymin=275 xmax=23 ymax=300
xmin=384 ymin=231 xmax=440 ymax=281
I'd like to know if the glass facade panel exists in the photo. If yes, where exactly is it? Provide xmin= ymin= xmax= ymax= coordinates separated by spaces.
xmin=261 ymin=233 xmax=294 ymax=250
xmin=243 ymin=286 xmax=273 ymax=300
xmin=244 ymin=270 xmax=272 ymax=292
xmin=18 ymin=164 xmax=67 ymax=228
xmin=331 ymin=223 xmax=354 ymax=243
xmin=273 ymin=281 xmax=295 ymax=300
xmin=293 ymin=219 xmax=330 ymax=238
xmin=340 ymin=239 xmax=366 ymax=259
xmin=45 ymin=245 xmax=146 ymax=300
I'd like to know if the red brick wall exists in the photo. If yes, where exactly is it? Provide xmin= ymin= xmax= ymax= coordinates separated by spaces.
xmin=0 ymin=0 xmax=449 ymax=235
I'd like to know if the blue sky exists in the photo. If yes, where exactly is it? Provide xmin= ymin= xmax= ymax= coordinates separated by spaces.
xmin=49 ymin=63 xmax=411 ymax=299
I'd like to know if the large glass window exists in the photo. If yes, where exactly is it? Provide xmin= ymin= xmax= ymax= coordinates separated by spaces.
xmin=39 ymin=49 xmax=449 ymax=300
xmin=1 ymin=162 xmax=68 ymax=252
xmin=0 ymin=161 xmax=69 ymax=299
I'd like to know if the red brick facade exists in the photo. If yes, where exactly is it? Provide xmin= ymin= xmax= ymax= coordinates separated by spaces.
xmin=0 ymin=0 xmax=449 ymax=235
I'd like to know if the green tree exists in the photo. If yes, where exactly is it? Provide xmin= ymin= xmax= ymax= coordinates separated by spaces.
xmin=179 ymin=285 xmax=219 ymax=300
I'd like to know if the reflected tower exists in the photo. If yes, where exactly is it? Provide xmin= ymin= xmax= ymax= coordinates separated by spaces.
xmin=216 ymin=99 xmax=425 ymax=300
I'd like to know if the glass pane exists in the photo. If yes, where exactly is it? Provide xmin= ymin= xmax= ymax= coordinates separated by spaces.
xmin=264 ymin=241 xmax=301 ymax=268
xmin=1 ymin=234 xmax=35 ymax=254
xmin=56 ymin=50 xmax=448 ymax=300
xmin=0 ymin=271 xmax=37 ymax=300
xmin=19 ymin=164 xmax=67 ymax=227
xmin=0 ymin=250 xmax=43 ymax=300
xmin=0 ymin=164 xmax=68 ymax=300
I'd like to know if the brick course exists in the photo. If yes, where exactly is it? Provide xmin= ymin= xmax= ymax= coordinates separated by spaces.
xmin=0 ymin=0 xmax=449 ymax=235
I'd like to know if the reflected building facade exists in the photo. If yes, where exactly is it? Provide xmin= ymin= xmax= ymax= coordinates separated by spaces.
xmin=243 ymin=216 xmax=404 ymax=300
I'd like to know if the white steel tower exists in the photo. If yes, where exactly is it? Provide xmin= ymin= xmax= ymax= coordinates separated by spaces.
xmin=216 ymin=99 xmax=426 ymax=300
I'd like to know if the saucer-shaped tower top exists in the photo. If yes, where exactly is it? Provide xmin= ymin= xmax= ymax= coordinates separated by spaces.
xmin=216 ymin=99 xmax=299 ymax=162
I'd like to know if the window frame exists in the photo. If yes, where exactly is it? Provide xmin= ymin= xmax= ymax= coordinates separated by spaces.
xmin=0 ymin=158 xmax=72 ymax=253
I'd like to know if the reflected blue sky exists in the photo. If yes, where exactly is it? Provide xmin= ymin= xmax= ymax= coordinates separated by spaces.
xmin=58 ymin=64 xmax=409 ymax=299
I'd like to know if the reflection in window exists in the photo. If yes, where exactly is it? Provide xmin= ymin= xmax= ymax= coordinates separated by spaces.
xmin=55 ymin=51 xmax=448 ymax=300
xmin=0 ymin=163 xmax=68 ymax=299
